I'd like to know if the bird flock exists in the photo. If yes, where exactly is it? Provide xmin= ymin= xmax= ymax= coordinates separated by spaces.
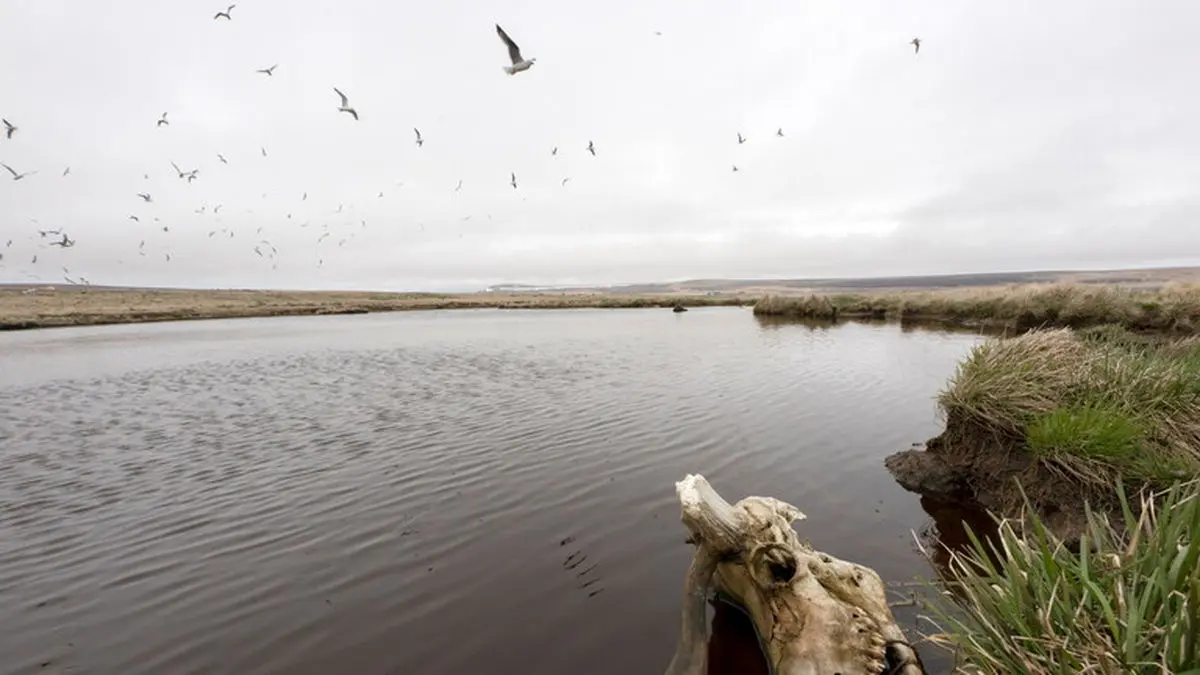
xmin=0 ymin=6 xmax=922 ymax=290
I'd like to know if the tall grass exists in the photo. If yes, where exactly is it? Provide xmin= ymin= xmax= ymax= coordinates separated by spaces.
xmin=937 ymin=327 xmax=1200 ymax=491
xmin=753 ymin=283 xmax=1200 ymax=333
xmin=926 ymin=480 xmax=1200 ymax=674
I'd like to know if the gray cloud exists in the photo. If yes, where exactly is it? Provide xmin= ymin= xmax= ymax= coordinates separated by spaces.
xmin=1 ymin=0 xmax=1198 ymax=291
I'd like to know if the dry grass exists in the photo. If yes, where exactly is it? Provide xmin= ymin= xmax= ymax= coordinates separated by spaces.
xmin=0 ymin=287 xmax=748 ymax=330
xmin=924 ymin=479 xmax=1200 ymax=674
xmin=753 ymin=282 xmax=1200 ymax=333
xmin=938 ymin=326 xmax=1200 ymax=493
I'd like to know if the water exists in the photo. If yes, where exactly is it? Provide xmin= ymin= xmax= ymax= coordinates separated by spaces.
xmin=0 ymin=308 xmax=985 ymax=675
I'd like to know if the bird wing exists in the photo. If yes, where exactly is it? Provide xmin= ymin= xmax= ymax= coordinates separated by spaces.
xmin=171 ymin=161 xmax=182 ymax=174
xmin=334 ymin=87 xmax=349 ymax=107
xmin=414 ymin=128 xmax=421 ymax=140
xmin=496 ymin=24 xmax=523 ymax=64
xmin=1 ymin=163 xmax=17 ymax=177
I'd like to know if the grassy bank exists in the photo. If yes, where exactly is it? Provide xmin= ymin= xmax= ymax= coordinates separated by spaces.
xmin=927 ymin=479 xmax=1200 ymax=674
xmin=754 ymin=283 xmax=1200 ymax=333
xmin=0 ymin=287 xmax=749 ymax=330
xmin=907 ymin=327 xmax=1200 ymax=671
xmin=938 ymin=326 xmax=1200 ymax=503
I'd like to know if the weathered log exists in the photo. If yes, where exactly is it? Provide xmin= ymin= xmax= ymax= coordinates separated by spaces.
xmin=666 ymin=474 xmax=926 ymax=675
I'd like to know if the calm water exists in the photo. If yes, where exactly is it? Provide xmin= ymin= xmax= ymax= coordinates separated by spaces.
xmin=0 ymin=308 xmax=984 ymax=675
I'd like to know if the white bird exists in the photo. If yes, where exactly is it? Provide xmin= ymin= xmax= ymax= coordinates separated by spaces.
xmin=217 ymin=153 xmax=228 ymax=164
xmin=1 ymin=162 xmax=36 ymax=180
xmin=62 ymin=166 xmax=71 ymax=176
xmin=261 ymin=146 xmax=267 ymax=157
xmin=496 ymin=24 xmax=535 ymax=75
xmin=137 ymin=192 xmax=152 ymax=202
xmin=776 ymin=128 xmax=784 ymax=137
xmin=214 ymin=4 xmax=235 ymax=20
xmin=732 ymin=165 xmax=739 ymax=172
xmin=129 ymin=215 xmax=140 ymax=222
xmin=510 ymin=172 xmax=518 ymax=189
xmin=334 ymin=88 xmax=358 ymax=120
xmin=910 ymin=37 xmax=921 ymax=54
xmin=561 ymin=177 xmax=571 ymax=186
xmin=551 ymin=147 xmax=558 ymax=156
xmin=2 ymin=119 xmax=15 ymax=139
xmin=414 ymin=128 xmax=424 ymax=147
xmin=256 ymin=64 xmax=277 ymax=76
xmin=737 ymin=132 xmax=746 ymax=144
xmin=157 ymin=112 xmax=169 ymax=127
xmin=587 ymin=140 xmax=596 ymax=156
xmin=455 ymin=179 xmax=463 ymax=192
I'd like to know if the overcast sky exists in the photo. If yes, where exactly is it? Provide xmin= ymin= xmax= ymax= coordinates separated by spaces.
xmin=1 ymin=0 xmax=1198 ymax=292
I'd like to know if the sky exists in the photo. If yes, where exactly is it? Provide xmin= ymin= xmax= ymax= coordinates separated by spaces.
xmin=1 ymin=0 xmax=1199 ymax=292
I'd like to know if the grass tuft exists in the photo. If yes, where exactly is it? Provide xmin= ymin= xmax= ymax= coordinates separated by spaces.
xmin=925 ymin=479 xmax=1200 ymax=674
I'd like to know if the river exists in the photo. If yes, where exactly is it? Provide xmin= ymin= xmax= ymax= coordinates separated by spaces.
xmin=0 ymin=307 xmax=985 ymax=675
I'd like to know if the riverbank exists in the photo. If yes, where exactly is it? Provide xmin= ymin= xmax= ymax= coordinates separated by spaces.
xmin=753 ymin=283 xmax=1200 ymax=333
xmin=889 ymin=325 xmax=1200 ymax=671
xmin=0 ymin=286 xmax=750 ymax=330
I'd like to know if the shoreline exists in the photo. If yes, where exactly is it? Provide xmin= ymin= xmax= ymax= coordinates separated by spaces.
xmin=0 ymin=287 xmax=752 ymax=331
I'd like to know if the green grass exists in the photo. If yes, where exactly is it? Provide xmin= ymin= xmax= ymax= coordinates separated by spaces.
xmin=925 ymin=479 xmax=1200 ymax=674
xmin=752 ymin=283 xmax=1200 ymax=333
xmin=937 ymin=327 xmax=1200 ymax=492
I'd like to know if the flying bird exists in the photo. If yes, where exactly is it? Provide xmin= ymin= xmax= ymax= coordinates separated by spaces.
xmin=776 ymin=128 xmax=784 ymax=137
xmin=50 ymin=233 xmax=74 ymax=248
xmin=261 ymin=146 xmax=267 ymax=157
xmin=157 ymin=112 xmax=169 ymax=127
xmin=454 ymin=179 xmax=462 ymax=192
xmin=551 ymin=147 xmax=558 ymax=156
xmin=334 ymin=88 xmax=358 ymax=120
xmin=1 ymin=162 xmax=36 ymax=180
xmin=910 ymin=37 xmax=921 ymax=54
xmin=213 ymin=4 xmax=235 ymax=20
xmin=62 ymin=166 xmax=71 ymax=176
xmin=586 ymin=140 xmax=595 ymax=156
xmin=496 ymin=24 xmax=535 ymax=75
xmin=2 ymin=119 xmax=15 ymax=139
xmin=137 ymin=193 xmax=152 ymax=202
xmin=414 ymin=128 xmax=424 ymax=147
xmin=732 ymin=165 xmax=739 ymax=172
xmin=256 ymin=64 xmax=278 ymax=76
xmin=129 ymin=215 xmax=140 ymax=222
xmin=561 ymin=177 xmax=571 ymax=186
xmin=510 ymin=172 xmax=518 ymax=189
xmin=217 ymin=153 xmax=228 ymax=164
xmin=736 ymin=132 xmax=746 ymax=144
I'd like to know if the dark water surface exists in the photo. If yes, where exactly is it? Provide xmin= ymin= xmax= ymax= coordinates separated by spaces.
xmin=0 ymin=308 xmax=984 ymax=675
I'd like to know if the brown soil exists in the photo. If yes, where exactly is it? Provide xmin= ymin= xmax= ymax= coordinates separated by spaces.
xmin=885 ymin=411 xmax=1108 ymax=546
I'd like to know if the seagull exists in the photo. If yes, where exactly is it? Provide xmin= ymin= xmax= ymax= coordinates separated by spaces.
xmin=50 ymin=233 xmax=74 ymax=248
xmin=455 ymin=179 xmax=463 ymax=192
xmin=213 ymin=4 xmax=235 ymax=20
xmin=910 ymin=37 xmax=921 ymax=54
xmin=261 ymin=146 xmax=267 ymax=157
xmin=510 ymin=172 xmax=518 ymax=189
xmin=496 ymin=24 xmax=535 ymax=75
xmin=2 ymin=119 xmax=15 ymax=139
xmin=137 ymin=192 xmax=152 ymax=202
xmin=561 ymin=177 xmax=571 ymax=186
xmin=256 ymin=64 xmax=278 ymax=76
xmin=157 ymin=112 xmax=169 ymax=127
xmin=186 ymin=170 xmax=199 ymax=183
xmin=171 ymin=161 xmax=186 ymax=178
xmin=1 ymin=162 xmax=36 ymax=180
xmin=217 ymin=153 xmax=228 ymax=164
xmin=214 ymin=204 xmax=223 ymax=213
xmin=776 ymin=128 xmax=784 ymax=137
xmin=551 ymin=146 xmax=558 ymax=156
xmin=732 ymin=165 xmax=739 ymax=172
xmin=414 ymin=128 xmax=424 ymax=147
xmin=62 ymin=166 xmax=71 ymax=176
xmin=334 ymin=88 xmax=358 ymax=120
xmin=737 ymin=132 xmax=746 ymax=144
xmin=302 ymin=192 xmax=307 ymax=200
xmin=587 ymin=140 xmax=596 ymax=156
xmin=129 ymin=215 xmax=140 ymax=222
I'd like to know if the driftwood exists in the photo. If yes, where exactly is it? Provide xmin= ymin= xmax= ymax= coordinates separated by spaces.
xmin=665 ymin=474 xmax=926 ymax=675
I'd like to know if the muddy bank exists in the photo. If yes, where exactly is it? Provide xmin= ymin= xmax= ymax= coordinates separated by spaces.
xmin=886 ymin=413 xmax=1118 ymax=546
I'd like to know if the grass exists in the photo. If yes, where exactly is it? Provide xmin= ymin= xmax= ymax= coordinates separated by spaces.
xmin=753 ymin=283 xmax=1200 ymax=334
xmin=924 ymin=479 xmax=1200 ymax=674
xmin=937 ymin=326 xmax=1200 ymax=493
xmin=0 ymin=287 xmax=751 ymax=330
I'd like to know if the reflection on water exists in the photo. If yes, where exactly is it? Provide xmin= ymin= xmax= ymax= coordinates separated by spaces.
xmin=0 ymin=308 xmax=984 ymax=674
